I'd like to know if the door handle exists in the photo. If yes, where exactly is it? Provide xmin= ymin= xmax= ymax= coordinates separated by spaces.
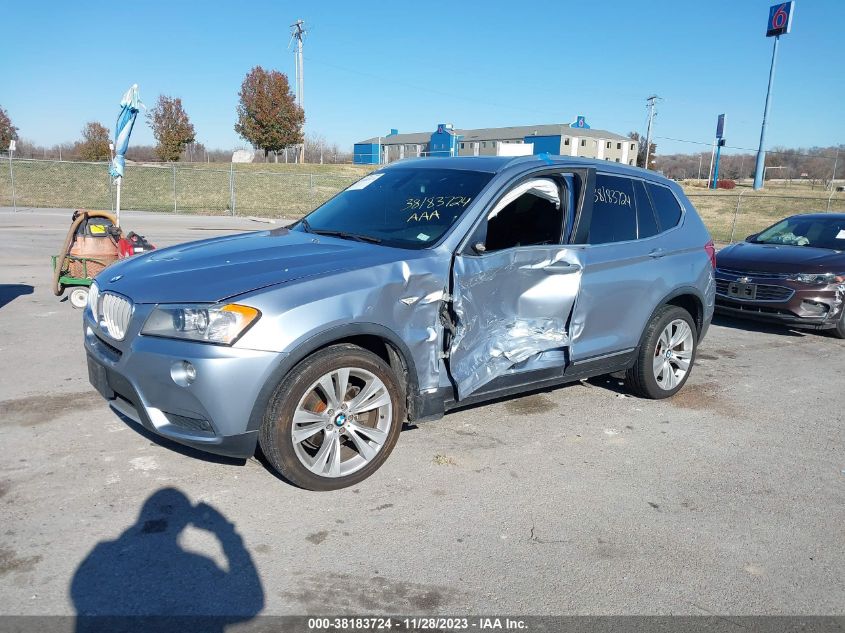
xmin=648 ymin=248 xmax=666 ymax=258
xmin=543 ymin=262 xmax=582 ymax=274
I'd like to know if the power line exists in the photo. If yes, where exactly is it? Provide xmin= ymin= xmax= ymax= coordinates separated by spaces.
xmin=655 ymin=135 xmax=842 ymax=160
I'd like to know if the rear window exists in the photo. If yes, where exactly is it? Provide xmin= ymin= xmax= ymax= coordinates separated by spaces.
xmin=646 ymin=183 xmax=683 ymax=231
xmin=297 ymin=168 xmax=494 ymax=249
xmin=587 ymin=174 xmax=637 ymax=244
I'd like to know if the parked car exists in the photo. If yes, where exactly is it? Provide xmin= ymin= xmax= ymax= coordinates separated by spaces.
xmin=84 ymin=156 xmax=715 ymax=490
xmin=715 ymin=213 xmax=845 ymax=338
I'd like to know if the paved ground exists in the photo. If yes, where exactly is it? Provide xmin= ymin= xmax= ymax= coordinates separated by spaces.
xmin=1 ymin=208 xmax=844 ymax=617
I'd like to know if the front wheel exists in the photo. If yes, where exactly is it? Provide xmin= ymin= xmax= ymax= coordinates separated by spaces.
xmin=830 ymin=308 xmax=845 ymax=339
xmin=259 ymin=344 xmax=404 ymax=490
xmin=625 ymin=305 xmax=697 ymax=399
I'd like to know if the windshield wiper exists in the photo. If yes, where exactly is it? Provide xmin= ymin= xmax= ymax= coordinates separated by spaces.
xmin=309 ymin=228 xmax=383 ymax=244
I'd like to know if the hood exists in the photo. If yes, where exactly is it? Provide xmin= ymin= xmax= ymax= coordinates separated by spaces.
xmin=97 ymin=229 xmax=409 ymax=303
xmin=716 ymin=241 xmax=845 ymax=274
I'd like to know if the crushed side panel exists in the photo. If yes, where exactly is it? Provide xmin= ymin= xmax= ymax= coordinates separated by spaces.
xmin=448 ymin=247 xmax=583 ymax=399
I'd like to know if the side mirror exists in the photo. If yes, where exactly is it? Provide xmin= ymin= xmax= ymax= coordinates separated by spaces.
xmin=472 ymin=242 xmax=487 ymax=254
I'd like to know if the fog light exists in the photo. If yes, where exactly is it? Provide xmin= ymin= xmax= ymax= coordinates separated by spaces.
xmin=170 ymin=360 xmax=197 ymax=387
xmin=801 ymin=300 xmax=829 ymax=316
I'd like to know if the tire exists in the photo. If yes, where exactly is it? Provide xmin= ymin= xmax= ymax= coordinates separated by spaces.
xmin=625 ymin=305 xmax=697 ymax=399
xmin=69 ymin=287 xmax=89 ymax=310
xmin=831 ymin=308 xmax=845 ymax=339
xmin=259 ymin=343 xmax=404 ymax=491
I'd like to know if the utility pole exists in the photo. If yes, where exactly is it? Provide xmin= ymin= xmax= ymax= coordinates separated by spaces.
xmin=644 ymin=95 xmax=659 ymax=170
xmin=831 ymin=147 xmax=839 ymax=188
xmin=290 ymin=19 xmax=306 ymax=164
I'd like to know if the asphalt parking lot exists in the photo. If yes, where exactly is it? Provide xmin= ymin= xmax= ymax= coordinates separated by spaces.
xmin=1 ymin=207 xmax=844 ymax=617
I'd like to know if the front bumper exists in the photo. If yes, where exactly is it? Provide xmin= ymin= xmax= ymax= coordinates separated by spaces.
xmin=714 ymin=272 xmax=844 ymax=330
xmin=84 ymin=308 xmax=284 ymax=459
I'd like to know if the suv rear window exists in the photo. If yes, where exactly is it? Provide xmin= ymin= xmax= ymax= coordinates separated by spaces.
xmin=646 ymin=183 xmax=683 ymax=231
xmin=587 ymin=174 xmax=637 ymax=244
xmin=298 ymin=168 xmax=494 ymax=249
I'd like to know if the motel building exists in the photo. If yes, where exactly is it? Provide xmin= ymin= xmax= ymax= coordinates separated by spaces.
xmin=353 ymin=116 xmax=639 ymax=166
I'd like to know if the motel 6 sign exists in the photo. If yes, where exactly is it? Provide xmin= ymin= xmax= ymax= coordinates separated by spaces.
xmin=767 ymin=2 xmax=794 ymax=37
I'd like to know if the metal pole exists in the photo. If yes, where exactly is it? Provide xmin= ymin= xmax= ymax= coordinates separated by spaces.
xmin=8 ymin=150 xmax=16 ymax=213
xmin=729 ymin=191 xmax=743 ymax=243
xmin=697 ymin=154 xmax=702 ymax=181
xmin=229 ymin=161 xmax=236 ymax=216
xmin=707 ymin=140 xmax=716 ymax=185
xmin=115 ymin=176 xmax=122 ymax=227
xmin=830 ymin=148 xmax=839 ymax=189
xmin=172 ymin=163 xmax=177 ymax=213
xmin=712 ymin=143 xmax=722 ymax=189
xmin=753 ymin=35 xmax=780 ymax=190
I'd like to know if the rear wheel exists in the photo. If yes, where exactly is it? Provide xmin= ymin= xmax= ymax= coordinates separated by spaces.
xmin=259 ymin=344 xmax=404 ymax=490
xmin=625 ymin=305 xmax=697 ymax=399
xmin=69 ymin=287 xmax=89 ymax=310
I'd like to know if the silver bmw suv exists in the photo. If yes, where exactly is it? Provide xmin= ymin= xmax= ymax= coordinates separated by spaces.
xmin=84 ymin=156 xmax=715 ymax=490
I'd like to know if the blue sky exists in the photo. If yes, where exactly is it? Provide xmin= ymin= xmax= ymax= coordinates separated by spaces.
xmin=1 ymin=0 xmax=842 ymax=156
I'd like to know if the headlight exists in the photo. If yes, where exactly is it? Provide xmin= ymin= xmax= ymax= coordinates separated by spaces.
xmin=88 ymin=281 xmax=99 ymax=313
xmin=787 ymin=273 xmax=845 ymax=285
xmin=141 ymin=303 xmax=260 ymax=345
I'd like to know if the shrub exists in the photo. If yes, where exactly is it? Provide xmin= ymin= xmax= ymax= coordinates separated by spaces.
xmin=716 ymin=179 xmax=736 ymax=189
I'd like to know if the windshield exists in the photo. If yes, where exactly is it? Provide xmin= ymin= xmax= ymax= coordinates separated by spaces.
xmin=753 ymin=216 xmax=845 ymax=250
xmin=295 ymin=168 xmax=494 ymax=249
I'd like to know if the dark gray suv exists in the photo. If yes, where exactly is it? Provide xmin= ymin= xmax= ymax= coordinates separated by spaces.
xmin=85 ymin=156 xmax=715 ymax=490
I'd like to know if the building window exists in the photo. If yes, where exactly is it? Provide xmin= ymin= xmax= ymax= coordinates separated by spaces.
xmin=460 ymin=142 xmax=465 ymax=149
xmin=564 ymin=138 xmax=570 ymax=146
xmin=629 ymin=159 xmax=635 ymax=165
xmin=606 ymin=141 xmax=611 ymax=149
xmin=615 ymin=158 xmax=620 ymax=162
xmin=630 ymin=143 xmax=636 ymax=150
xmin=617 ymin=142 xmax=622 ymax=150
xmin=580 ymin=139 xmax=586 ymax=147
xmin=482 ymin=142 xmax=486 ymax=148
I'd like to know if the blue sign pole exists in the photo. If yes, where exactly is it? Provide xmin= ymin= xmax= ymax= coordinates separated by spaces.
xmin=712 ymin=143 xmax=723 ymax=189
xmin=753 ymin=35 xmax=780 ymax=190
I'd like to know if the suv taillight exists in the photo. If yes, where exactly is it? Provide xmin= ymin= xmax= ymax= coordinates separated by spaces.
xmin=704 ymin=240 xmax=716 ymax=268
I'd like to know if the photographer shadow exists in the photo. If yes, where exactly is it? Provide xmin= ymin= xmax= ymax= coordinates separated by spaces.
xmin=71 ymin=488 xmax=264 ymax=633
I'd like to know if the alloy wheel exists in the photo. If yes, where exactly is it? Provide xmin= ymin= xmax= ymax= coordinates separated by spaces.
xmin=290 ymin=367 xmax=392 ymax=477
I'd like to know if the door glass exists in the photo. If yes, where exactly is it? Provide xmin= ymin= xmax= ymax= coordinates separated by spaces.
xmin=587 ymin=175 xmax=637 ymax=244
xmin=634 ymin=180 xmax=659 ymax=238
xmin=484 ymin=178 xmax=562 ymax=252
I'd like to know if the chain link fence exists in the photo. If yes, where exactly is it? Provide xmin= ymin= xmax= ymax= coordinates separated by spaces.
xmin=686 ymin=189 xmax=845 ymax=244
xmin=1 ymin=157 xmax=844 ymax=239
xmin=0 ymin=157 xmax=362 ymax=218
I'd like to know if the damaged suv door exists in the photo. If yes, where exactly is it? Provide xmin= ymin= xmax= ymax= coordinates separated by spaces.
xmin=447 ymin=174 xmax=586 ymax=398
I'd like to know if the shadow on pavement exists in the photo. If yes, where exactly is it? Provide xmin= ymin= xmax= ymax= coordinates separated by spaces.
xmin=0 ymin=284 xmax=34 ymax=309
xmin=70 ymin=488 xmax=264 ymax=632
xmin=712 ymin=313 xmax=811 ymax=337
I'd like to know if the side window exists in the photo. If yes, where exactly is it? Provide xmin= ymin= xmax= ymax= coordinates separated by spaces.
xmin=633 ymin=180 xmax=659 ymax=238
xmin=647 ymin=183 xmax=683 ymax=231
xmin=587 ymin=175 xmax=637 ymax=244
xmin=483 ymin=178 xmax=563 ymax=252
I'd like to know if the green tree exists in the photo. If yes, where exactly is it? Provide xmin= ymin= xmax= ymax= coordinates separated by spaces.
xmin=0 ymin=105 xmax=19 ymax=147
xmin=147 ymin=95 xmax=196 ymax=162
xmin=629 ymin=131 xmax=657 ymax=170
xmin=77 ymin=122 xmax=111 ymax=161
xmin=235 ymin=66 xmax=304 ymax=161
